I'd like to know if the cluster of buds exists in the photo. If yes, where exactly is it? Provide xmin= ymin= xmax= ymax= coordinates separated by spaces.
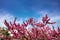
xmin=0 ymin=14 xmax=59 ymax=40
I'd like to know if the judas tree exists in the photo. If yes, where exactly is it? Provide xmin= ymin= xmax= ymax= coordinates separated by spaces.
xmin=3 ymin=14 xmax=60 ymax=40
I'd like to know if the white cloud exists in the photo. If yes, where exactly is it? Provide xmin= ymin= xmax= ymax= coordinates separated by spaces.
xmin=50 ymin=16 xmax=60 ymax=27
xmin=0 ymin=13 xmax=15 ymax=28
xmin=37 ymin=10 xmax=49 ymax=16
xmin=50 ymin=16 xmax=60 ymax=29
xmin=50 ymin=16 xmax=60 ymax=22
xmin=16 ymin=17 xmax=29 ymax=24
xmin=36 ymin=10 xmax=60 ymax=29
xmin=0 ymin=14 xmax=28 ymax=28
xmin=36 ymin=10 xmax=60 ymax=23
xmin=0 ymin=10 xmax=29 ymax=28
xmin=0 ymin=9 xmax=60 ymax=29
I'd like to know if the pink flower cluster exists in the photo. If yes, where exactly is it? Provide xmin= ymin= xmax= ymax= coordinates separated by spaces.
xmin=4 ymin=14 xmax=60 ymax=40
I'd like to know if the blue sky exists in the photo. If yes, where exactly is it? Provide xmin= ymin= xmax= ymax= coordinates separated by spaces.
xmin=0 ymin=0 xmax=60 ymax=28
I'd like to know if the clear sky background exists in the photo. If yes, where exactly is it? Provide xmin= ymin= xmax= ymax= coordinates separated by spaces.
xmin=0 ymin=0 xmax=60 ymax=29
